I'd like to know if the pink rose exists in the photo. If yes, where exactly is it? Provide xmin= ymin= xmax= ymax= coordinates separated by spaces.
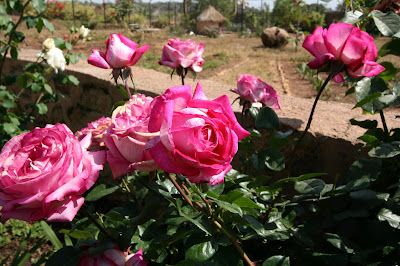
xmin=159 ymin=38 xmax=204 ymax=72
xmin=147 ymin=83 xmax=250 ymax=185
xmin=104 ymin=94 xmax=159 ymax=179
xmin=0 ymin=124 xmax=106 ymax=222
xmin=231 ymin=74 xmax=281 ymax=109
xmin=76 ymin=117 xmax=112 ymax=150
xmin=88 ymin=34 xmax=149 ymax=69
xmin=302 ymin=22 xmax=384 ymax=82
xmin=78 ymin=246 xmax=147 ymax=266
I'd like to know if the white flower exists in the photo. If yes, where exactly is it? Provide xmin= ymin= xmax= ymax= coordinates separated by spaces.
xmin=44 ymin=47 xmax=66 ymax=73
xmin=78 ymin=25 xmax=90 ymax=39
xmin=42 ymin=38 xmax=55 ymax=51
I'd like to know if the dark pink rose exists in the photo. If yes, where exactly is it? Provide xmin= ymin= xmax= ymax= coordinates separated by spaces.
xmin=159 ymin=38 xmax=204 ymax=72
xmin=75 ymin=117 xmax=112 ymax=150
xmin=147 ymin=83 xmax=250 ymax=185
xmin=0 ymin=124 xmax=106 ymax=222
xmin=104 ymin=94 xmax=159 ymax=179
xmin=78 ymin=246 xmax=147 ymax=266
xmin=302 ymin=22 xmax=384 ymax=82
xmin=88 ymin=34 xmax=149 ymax=69
xmin=231 ymin=74 xmax=281 ymax=109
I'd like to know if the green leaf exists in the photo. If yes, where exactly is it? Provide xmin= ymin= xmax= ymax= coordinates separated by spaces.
xmin=36 ymin=103 xmax=48 ymax=114
xmin=324 ymin=233 xmax=354 ymax=254
xmin=342 ymin=10 xmax=364 ymax=24
xmin=354 ymin=77 xmax=387 ymax=113
xmin=68 ymin=53 xmax=79 ymax=64
xmin=232 ymin=197 xmax=263 ymax=209
xmin=377 ymin=208 xmax=400 ymax=229
xmin=255 ymin=106 xmax=280 ymax=131
xmin=243 ymin=215 xmax=268 ymax=237
xmin=10 ymin=46 xmax=18 ymax=59
xmin=67 ymin=75 xmax=79 ymax=85
xmin=25 ymin=17 xmax=38 ymax=29
xmin=32 ymin=0 xmax=46 ymax=13
xmin=294 ymin=179 xmax=325 ymax=195
xmin=213 ymin=198 xmax=243 ymax=216
xmin=2 ymin=99 xmax=16 ymax=108
xmin=85 ymin=184 xmax=119 ymax=202
xmin=104 ymin=211 xmax=125 ymax=221
xmin=252 ymin=148 xmax=285 ymax=172
xmin=3 ymin=123 xmax=18 ymax=134
xmin=368 ymin=141 xmax=400 ymax=158
xmin=65 ymin=42 xmax=73 ymax=51
xmin=371 ymin=10 xmax=400 ymax=37
xmin=46 ymin=246 xmax=84 ymax=266
xmin=59 ymin=229 xmax=93 ymax=240
xmin=185 ymin=240 xmax=216 ymax=262
xmin=262 ymin=255 xmax=290 ymax=266
xmin=35 ymin=17 xmax=44 ymax=33
xmin=378 ymin=62 xmax=397 ymax=81
xmin=44 ymin=83 xmax=53 ymax=94
xmin=42 ymin=18 xmax=54 ymax=34
xmin=378 ymin=38 xmax=400 ymax=57
xmin=40 ymin=221 xmax=63 ymax=250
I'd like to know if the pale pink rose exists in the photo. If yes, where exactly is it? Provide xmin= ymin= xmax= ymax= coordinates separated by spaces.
xmin=159 ymin=38 xmax=204 ymax=72
xmin=231 ymin=74 xmax=281 ymax=109
xmin=104 ymin=94 xmax=159 ymax=179
xmin=0 ymin=124 xmax=106 ymax=222
xmin=147 ymin=83 xmax=250 ymax=185
xmin=78 ymin=246 xmax=148 ymax=266
xmin=75 ymin=117 xmax=112 ymax=149
xmin=302 ymin=22 xmax=384 ymax=83
xmin=88 ymin=34 xmax=149 ymax=69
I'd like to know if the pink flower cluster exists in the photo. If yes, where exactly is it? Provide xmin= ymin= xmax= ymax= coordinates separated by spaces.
xmin=302 ymin=22 xmax=384 ymax=82
xmin=0 ymin=84 xmax=248 ymax=222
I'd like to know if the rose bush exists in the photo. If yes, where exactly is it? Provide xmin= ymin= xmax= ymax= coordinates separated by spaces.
xmin=0 ymin=124 xmax=106 ymax=222
xmin=159 ymin=38 xmax=204 ymax=73
xmin=88 ymin=34 xmax=149 ymax=70
xmin=302 ymin=22 xmax=385 ymax=82
xmin=147 ymin=83 xmax=249 ymax=185
xmin=231 ymin=74 xmax=281 ymax=109
xmin=78 ymin=246 xmax=147 ymax=266
xmin=104 ymin=94 xmax=159 ymax=179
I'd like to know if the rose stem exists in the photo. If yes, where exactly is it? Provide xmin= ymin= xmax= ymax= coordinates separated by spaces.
xmin=212 ymin=219 xmax=254 ymax=266
xmin=81 ymin=206 xmax=116 ymax=241
xmin=290 ymin=62 xmax=344 ymax=164
xmin=168 ymin=173 xmax=195 ymax=210
xmin=181 ymin=74 xmax=185 ymax=86
xmin=124 ymin=80 xmax=132 ymax=98
xmin=379 ymin=110 xmax=389 ymax=140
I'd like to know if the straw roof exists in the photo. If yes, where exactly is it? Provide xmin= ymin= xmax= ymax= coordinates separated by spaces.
xmin=196 ymin=6 xmax=227 ymax=22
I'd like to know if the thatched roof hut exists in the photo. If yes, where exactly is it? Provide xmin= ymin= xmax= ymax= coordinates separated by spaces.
xmin=196 ymin=6 xmax=227 ymax=34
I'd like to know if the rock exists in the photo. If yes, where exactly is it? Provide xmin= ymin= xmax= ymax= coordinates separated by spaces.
xmin=261 ymin=27 xmax=289 ymax=48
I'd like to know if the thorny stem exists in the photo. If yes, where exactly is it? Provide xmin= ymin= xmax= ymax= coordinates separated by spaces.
xmin=0 ymin=0 xmax=32 ymax=80
xmin=81 ymin=206 xmax=116 ymax=241
xmin=380 ymin=110 xmax=389 ymax=139
xmin=290 ymin=62 xmax=344 ymax=167
xmin=168 ymin=173 xmax=195 ymax=210
xmin=212 ymin=219 xmax=254 ymax=266
xmin=170 ymin=175 xmax=253 ymax=265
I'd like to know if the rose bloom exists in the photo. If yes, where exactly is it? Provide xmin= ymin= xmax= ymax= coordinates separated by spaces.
xmin=104 ymin=94 xmax=159 ymax=179
xmin=75 ymin=117 xmax=112 ymax=150
xmin=147 ymin=83 xmax=250 ymax=185
xmin=78 ymin=25 xmax=90 ymax=39
xmin=0 ymin=124 xmax=106 ymax=222
xmin=78 ymin=247 xmax=147 ymax=266
xmin=159 ymin=38 xmax=204 ymax=72
xmin=302 ymin=22 xmax=385 ymax=82
xmin=88 ymin=34 xmax=149 ymax=69
xmin=231 ymin=74 xmax=281 ymax=109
